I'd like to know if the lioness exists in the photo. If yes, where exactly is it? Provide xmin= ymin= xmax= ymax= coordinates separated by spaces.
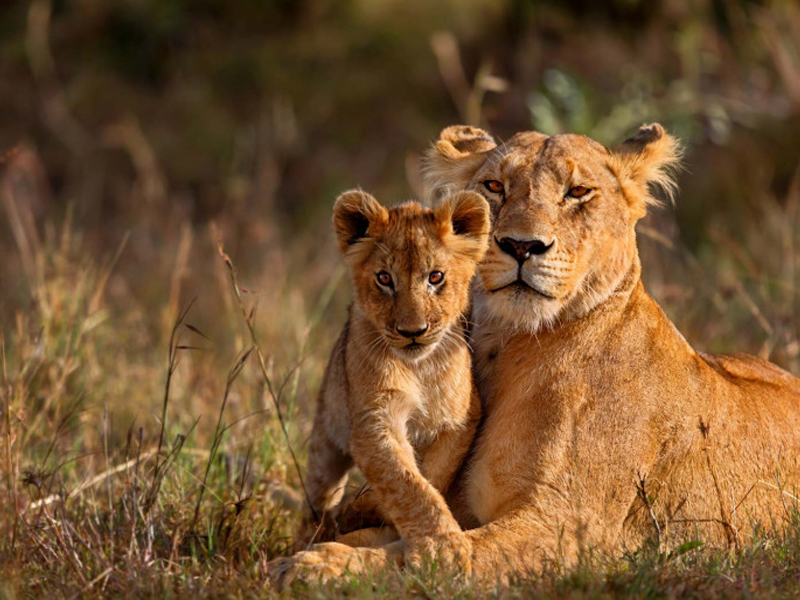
xmin=272 ymin=124 xmax=800 ymax=585
xmin=298 ymin=189 xmax=489 ymax=566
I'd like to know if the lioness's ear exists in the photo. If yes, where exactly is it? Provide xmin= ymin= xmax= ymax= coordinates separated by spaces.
xmin=610 ymin=123 xmax=682 ymax=220
xmin=332 ymin=190 xmax=388 ymax=254
xmin=434 ymin=191 xmax=490 ymax=261
xmin=424 ymin=125 xmax=497 ymax=199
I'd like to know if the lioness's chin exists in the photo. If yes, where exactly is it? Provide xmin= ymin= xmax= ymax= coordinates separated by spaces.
xmin=480 ymin=288 xmax=564 ymax=333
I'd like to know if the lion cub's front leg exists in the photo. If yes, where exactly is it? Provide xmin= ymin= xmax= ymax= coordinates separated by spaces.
xmin=348 ymin=401 xmax=470 ymax=572
xmin=421 ymin=385 xmax=481 ymax=495
xmin=405 ymin=386 xmax=480 ymax=569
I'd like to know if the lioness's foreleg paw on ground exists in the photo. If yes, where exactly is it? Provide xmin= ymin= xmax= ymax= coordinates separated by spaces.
xmin=268 ymin=542 xmax=399 ymax=589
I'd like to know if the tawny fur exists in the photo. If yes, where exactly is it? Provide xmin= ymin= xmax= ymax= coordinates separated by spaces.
xmin=298 ymin=189 xmax=489 ymax=568
xmin=272 ymin=125 xmax=800 ymax=587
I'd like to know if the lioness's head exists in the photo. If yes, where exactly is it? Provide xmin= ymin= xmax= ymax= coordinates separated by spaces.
xmin=425 ymin=124 xmax=681 ymax=332
xmin=333 ymin=190 xmax=490 ymax=360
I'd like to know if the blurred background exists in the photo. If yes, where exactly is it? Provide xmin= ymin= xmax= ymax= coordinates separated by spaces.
xmin=1 ymin=0 xmax=800 ymax=585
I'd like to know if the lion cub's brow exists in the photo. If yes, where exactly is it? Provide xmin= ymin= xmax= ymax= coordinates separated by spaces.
xmin=384 ymin=202 xmax=437 ymax=231
xmin=377 ymin=204 xmax=442 ymax=254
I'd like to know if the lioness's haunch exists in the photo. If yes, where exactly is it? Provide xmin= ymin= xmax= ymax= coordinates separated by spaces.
xmin=271 ymin=125 xmax=800 ymax=587
xmin=297 ymin=190 xmax=489 ymax=569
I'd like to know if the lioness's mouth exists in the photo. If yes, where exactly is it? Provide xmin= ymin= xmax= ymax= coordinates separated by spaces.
xmin=489 ymin=279 xmax=556 ymax=299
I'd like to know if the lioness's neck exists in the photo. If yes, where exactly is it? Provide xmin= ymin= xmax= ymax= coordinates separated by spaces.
xmin=473 ymin=252 xmax=653 ymax=375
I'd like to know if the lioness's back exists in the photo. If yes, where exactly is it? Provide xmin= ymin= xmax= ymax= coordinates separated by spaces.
xmin=702 ymin=352 xmax=800 ymax=391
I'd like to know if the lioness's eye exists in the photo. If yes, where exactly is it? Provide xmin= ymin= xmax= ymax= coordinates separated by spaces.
xmin=376 ymin=271 xmax=393 ymax=287
xmin=483 ymin=180 xmax=504 ymax=194
xmin=429 ymin=271 xmax=444 ymax=285
xmin=567 ymin=185 xmax=591 ymax=199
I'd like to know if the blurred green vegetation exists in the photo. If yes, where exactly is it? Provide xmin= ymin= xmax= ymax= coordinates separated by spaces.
xmin=5 ymin=0 xmax=797 ymax=358
xmin=1 ymin=0 xmax=797 ymax=230
xmin=1 ymin=0 xmax=800 ymax=502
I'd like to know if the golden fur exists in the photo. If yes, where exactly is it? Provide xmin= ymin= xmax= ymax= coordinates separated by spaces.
xmin=296 ymin=189 xmax=489 ymax=568
xmin=271 ymin=125 xmax=800 ymax=587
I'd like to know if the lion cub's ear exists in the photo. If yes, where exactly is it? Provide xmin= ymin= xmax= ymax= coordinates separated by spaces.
xmin=332 ymin=190 xmax=389 ymax=254
xmin=610 ymin=123 xmax=683 ymax=220
xmin=434 ymin=191 xmax=491 ymax=261
xmin=424 ymin=126 xmax=497 ymax=199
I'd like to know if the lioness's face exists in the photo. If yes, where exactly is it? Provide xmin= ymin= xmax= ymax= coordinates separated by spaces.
xmin=333 ymin=191 xmax=489 ymax=360
xmin=425 ymin=124 xmax=680 ymax=332
xmin=470 ymin=133 xmax=637 ymax=330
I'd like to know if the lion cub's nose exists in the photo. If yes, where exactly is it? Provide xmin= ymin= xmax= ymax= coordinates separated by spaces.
xmin=396 ymin=324 xmax=429 ymax=339
xmin=496 ymin=236 xmax=553 ymax=263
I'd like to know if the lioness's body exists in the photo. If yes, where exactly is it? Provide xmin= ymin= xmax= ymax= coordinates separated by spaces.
xmin=464 ymin=262 xmax=800 ymax=573
xmin=302 ymin=191 xmax=489 ymax=562
xmin=274 ymin=126 xmax=800 ymax=586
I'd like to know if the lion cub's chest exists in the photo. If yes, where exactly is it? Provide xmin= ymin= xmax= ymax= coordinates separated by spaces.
xmin=404 ymin=350 xmax=473 ymax=449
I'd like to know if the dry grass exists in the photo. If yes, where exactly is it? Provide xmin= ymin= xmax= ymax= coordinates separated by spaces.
xmin=2 ymin=1 xmax=800 ymax=597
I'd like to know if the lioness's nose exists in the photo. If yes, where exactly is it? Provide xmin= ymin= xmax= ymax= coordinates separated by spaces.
xmin=396 ymin=324 xmax=428 ymax=339
xmin=496 ymin=236 xmax=553 ymax=263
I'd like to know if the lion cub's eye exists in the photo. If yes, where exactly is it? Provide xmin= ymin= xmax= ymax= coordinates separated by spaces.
xmin=483 ymin=180 xmax=504 ymax=195
xmin=567 ymin=185 xmax=591 ymax=199
xmin=428 ymin=271 xmax=445 ymax=285
xmin=376 ymin=271 xmax=393 ymax=287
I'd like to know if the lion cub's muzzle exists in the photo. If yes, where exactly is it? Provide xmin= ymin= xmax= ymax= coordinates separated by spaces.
xmin=396 ymin=324 xmax=429 ymax=339
xmin=383 ymin=323 xmax=445 ymax=359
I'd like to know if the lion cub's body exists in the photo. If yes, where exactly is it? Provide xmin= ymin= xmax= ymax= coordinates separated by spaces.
xmin=302 ymin=191 xmax=488 ymax=557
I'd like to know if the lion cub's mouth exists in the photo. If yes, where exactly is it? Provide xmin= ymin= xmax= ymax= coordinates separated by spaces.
xmin=384 ymin=335 xmax=441 ymax=360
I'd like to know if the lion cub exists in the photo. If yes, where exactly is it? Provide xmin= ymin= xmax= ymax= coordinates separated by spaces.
xmin=301 ymin=189 xmax=489 ymax=557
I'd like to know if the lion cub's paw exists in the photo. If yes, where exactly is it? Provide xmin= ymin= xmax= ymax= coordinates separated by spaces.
xmin=405 ymin=531 xmax=473 ymax=577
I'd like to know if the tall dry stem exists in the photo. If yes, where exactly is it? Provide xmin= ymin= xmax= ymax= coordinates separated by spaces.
xmin=217 ymin=243 xmax=316 ymax=520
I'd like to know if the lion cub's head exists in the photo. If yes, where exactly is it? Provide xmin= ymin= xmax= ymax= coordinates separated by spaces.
xmin=333 ymin=190 xmax=490 ymax=360
xmin=425 ymin=124 xmax=681 ymax=332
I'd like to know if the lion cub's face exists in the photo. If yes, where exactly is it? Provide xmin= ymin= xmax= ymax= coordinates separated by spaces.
xmin=333 ymin=190 xmax=489 ymax=361
xmin=426 ymin=124 xmax=680 ymax=332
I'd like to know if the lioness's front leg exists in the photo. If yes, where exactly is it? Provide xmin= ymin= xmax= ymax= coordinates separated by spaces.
xmin=348 ymin=404 xmax=469 ymax=571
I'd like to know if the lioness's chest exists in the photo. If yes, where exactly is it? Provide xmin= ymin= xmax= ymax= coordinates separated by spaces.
xmin=466 ymin=332 xmax=571 ymax=523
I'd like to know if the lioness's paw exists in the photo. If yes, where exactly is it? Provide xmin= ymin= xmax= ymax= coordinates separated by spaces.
xmin=268 ymin=542 xmax=396 ymax=590
xmin=405 ymin=532 xmax=473 ymax=577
